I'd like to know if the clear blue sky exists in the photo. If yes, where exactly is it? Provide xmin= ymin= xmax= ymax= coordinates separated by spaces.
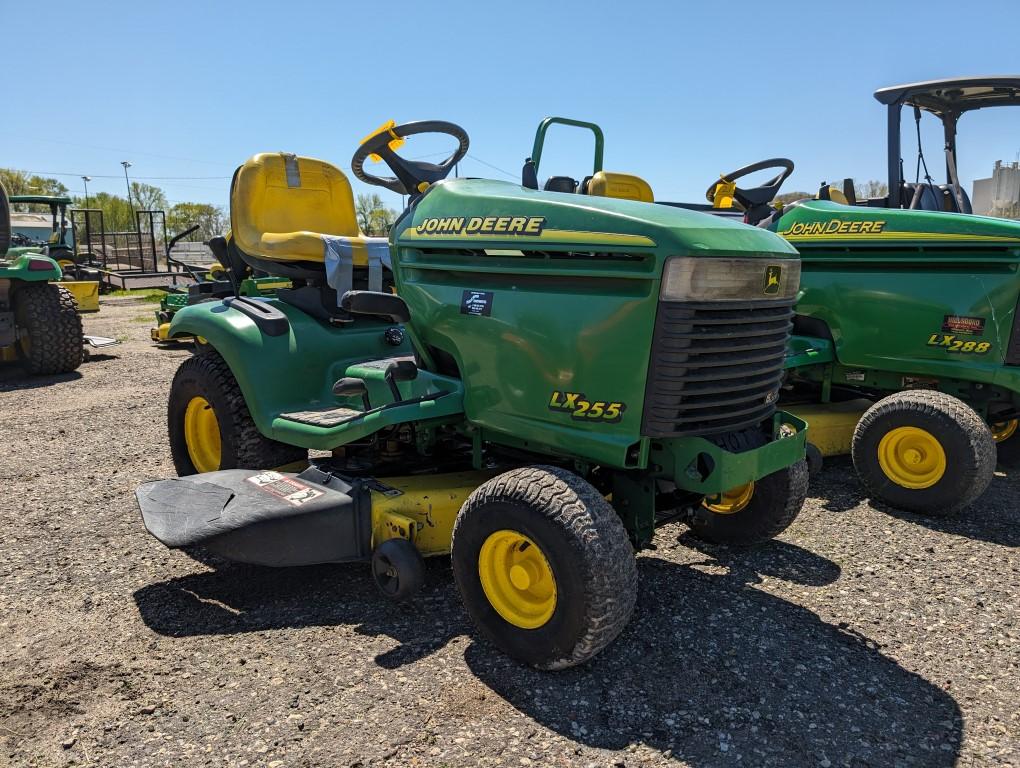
xmin=4 ymin=0 xmax=1020 ymax=214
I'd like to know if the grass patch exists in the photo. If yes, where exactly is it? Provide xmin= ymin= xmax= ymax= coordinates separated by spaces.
xmin=131 ymin=314 xmax=156 ymax=324
xmin=105 ymin=288 xmax=166 ymax=303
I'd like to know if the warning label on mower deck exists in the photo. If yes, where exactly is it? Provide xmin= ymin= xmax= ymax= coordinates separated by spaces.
xmin=246 ymin=471 xmax=324 ymax=507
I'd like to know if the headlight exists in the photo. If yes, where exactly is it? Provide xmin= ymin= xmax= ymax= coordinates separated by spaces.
xmin=660 ymin=256 xmax=800 ymax=302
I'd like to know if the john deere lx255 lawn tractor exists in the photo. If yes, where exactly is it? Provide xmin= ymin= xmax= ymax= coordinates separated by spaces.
xmin=694 ymin=76 xmax=1020 ymax=516
xmin=137 ymin=119 xmax=808 ymax=669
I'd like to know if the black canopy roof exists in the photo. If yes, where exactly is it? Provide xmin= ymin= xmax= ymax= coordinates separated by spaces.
xmin=874 ymin=76 xmax=1020 ymax=116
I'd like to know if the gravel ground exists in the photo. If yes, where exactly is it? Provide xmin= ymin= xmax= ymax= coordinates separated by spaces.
xmin=1 ymin=296 xmax=1018 ymax=768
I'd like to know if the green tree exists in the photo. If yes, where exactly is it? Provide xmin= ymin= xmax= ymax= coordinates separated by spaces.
xmin=355 ymin=193 xmax=398 ymax=236
xmin=167 ymin=202 xmax=227 ymax=240
xmin=776 ymin=191 xmax=811 ymax=206
xmin=0 ymin=168 xmax=69 ymax=210
xmin=129 ymin=181 xmax=168 ymax=211
xmin=72 ymin=192 xmax=135 ymax=232
xmin=854 ymin=179 xmax=889 ymax=200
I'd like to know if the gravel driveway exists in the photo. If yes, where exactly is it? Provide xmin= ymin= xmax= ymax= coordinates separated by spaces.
xmin=1 ymin=296 xmax=1017 ymax=767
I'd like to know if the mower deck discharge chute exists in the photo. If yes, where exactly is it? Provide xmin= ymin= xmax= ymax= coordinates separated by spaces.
xmin=691 ymin=76 xmax=1020 ymax=515
xmin=138 ymin=118 xmax=809 ymax=668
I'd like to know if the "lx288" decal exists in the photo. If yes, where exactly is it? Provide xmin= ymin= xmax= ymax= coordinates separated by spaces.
xmin=548 ymin=391 xmax=626 ymax=423
xmin=926 ymin=334 xmax=992 ymax=354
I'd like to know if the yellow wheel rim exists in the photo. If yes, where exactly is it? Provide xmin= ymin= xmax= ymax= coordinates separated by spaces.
xmin=703 ymin=482 xmax=755 ymax=515
xmin=877 ymin=426 xmax=946 ymax=489
xmin=991 ymin=419 xmax=1018 ymax=443
xmin=478 ymin=530 xmax=557 ymax=629
xmin=184 ymin=396 xmax=221 ymax=472
xmin=208 ymin=262 xmax=226 ymax=280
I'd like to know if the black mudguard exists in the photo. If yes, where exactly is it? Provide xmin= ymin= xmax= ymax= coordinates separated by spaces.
xmin=136 ymin=467 xmax=371 ymax=567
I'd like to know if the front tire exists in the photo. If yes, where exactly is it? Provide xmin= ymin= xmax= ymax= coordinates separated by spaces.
xmin=451 ymin=466 xmax=637 ymax=670
xmin=851 ymin=390 xmax=994 ymax=515
xmin=689 ymin=429 xmax=809 ymax=546
xmin=13 ymin=283 xmax=84 ymax=375
xmin=168 ymin=351 xmax=306 ymax=475
xmin=991 ymin=418 xmax=1020 ymax=469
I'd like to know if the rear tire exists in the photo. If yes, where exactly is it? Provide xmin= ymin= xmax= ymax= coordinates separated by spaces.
xmin=451 ymin=465 xmax=637 ymax=670
xmin=13 ymin=283 xmax=84 ymax=374
xmin=852 ymin=391 xmax=994 ymax=515
xmin=689 ymin=429 xmax=809 ymax=546
xmin=168 ymin=351 xmax=306 ymax=476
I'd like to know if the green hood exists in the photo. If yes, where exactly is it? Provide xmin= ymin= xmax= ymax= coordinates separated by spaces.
xmin=396 ymin=179 xmax=797 ymax=258
xmin=777 ymin=200 xmax=1020 ymax=246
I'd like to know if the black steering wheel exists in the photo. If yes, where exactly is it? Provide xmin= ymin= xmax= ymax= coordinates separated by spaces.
xmin=351 ymin=120 xmax=469 ymax=196
xmin=705 ymin=158 xmax=794 ymax=211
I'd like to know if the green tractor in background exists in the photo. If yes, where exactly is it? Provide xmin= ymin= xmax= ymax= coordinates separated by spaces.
xmin=699 ymin=76 xmax=1020 ymax=516
xmin=0 ymin=182 xmax=86 ymax=374
xmin=137 ymin=118 xmax=809 ymax=669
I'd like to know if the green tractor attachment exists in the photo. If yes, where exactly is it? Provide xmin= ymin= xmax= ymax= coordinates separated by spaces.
xmin=694 ymin=76 xmax=1020 ymax=515
xmin=136 ymin=119 xmax=809 ymax=669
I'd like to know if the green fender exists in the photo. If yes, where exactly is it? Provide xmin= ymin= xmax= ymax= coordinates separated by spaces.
xmin=0 ymin=251 xmax=62 ymax=282
xmin=168 ymin=298 xmax=414 ymax=445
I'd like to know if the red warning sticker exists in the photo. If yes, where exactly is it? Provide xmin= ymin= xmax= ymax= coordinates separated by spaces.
xmin=246 ymin=471 xmax=324 ymax=507
xmin=942 ymin=315 xmax=985 ymax=336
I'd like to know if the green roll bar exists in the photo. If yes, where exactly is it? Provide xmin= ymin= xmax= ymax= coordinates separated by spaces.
xmin=529 ymin=117 xmax=605 ymax=176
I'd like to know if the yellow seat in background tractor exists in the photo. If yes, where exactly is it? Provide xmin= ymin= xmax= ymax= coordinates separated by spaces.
xmin=587 ymin=171 xmax=654 ymax=203
xmin=230 ymin=152 xmax=383 ymax=266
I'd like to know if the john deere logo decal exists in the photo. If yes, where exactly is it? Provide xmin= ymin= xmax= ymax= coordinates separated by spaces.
xmin=763 ymin=265 xmax=782 ymax=295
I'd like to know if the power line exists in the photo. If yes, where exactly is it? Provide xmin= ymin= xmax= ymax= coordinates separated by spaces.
xmin=7 ymin=168 xmax=230 ymax=180
xmin=0 ymin=131 xmax=230 ymax=167
xmin=464 ymin=153 xmax=518 ymax=179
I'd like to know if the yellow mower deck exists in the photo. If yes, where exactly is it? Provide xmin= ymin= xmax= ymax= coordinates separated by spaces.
xmin=785 ymin=399 xmax=872 ymax=457
xmin=55 ymin=281 xmax=100 ymax=312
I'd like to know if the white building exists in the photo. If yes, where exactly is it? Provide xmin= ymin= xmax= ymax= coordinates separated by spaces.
xmin=972 ymin=160 xmax=1020 ymax=216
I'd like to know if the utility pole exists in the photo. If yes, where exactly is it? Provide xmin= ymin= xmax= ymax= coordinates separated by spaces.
xmin=81 ymin=176 xmax=91 ymax=208
xmin=120 ymin=161 xmax=133 ymax=208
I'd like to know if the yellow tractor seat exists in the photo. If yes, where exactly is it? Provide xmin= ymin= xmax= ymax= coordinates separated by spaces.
xmin=231 ymin=152 xmax=385 ymax=266
xmin=587 ymin=171 xmax=654 ymax=203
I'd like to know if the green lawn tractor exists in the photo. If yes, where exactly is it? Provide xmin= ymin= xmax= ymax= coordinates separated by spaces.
xmin=136 ymin=119 xmax=809 ymax=669
xmin=151 ymin=225 xmax=291 ymax=345
xmin=0 ymin=182 xmax=89 ymax=374
xmin=695 ymin=76 xmax=1020 ymax=516
xmin=6 ymin=192 xmax=102 ymax=312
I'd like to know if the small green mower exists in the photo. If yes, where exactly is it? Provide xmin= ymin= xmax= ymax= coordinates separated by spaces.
xmin=137 ymin=119 xmax=808 ymax=669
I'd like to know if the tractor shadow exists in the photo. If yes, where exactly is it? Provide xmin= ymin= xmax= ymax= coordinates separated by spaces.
xmin=811 ymin=457 xmax=1020 ymax=547
xmin=0 ymin=367 xmax=83 ymax=390
xmin=465 ymin=540 xmax=962 ymax=767
xmin=132 ymin=555 xmax=466 ymax=669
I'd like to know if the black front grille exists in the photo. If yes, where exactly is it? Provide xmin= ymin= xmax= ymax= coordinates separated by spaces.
xmin=641 ymin=299 xmax=795 ymax=437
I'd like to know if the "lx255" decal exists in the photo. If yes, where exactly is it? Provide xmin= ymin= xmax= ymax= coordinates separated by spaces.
xmin=548 ymin=391 xmax=626 ymax=423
